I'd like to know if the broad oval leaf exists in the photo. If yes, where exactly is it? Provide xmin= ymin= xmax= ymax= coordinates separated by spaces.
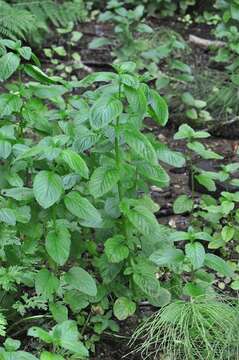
xmin=137 ymin=161 xmax=170 ymax=188
xmin=113 ymin=297 xmax=136 ymax=320
xmin=156 ymin=143 xmax=185 ymax=168
xmin=148 ymin=89 xmax=168 ymax=126
xmin=124 ymin=125 xmax=158 ymax=164
xmin=61 ymin=149 xmax=89 ymax=179
xmin=105 ymin=235 xmax=129 ymax=263
xmin=0 ymin=140 xmax=11 ymax=159
xmin=0 ymin=208 xmax=16 ymax=226
xmin=204 ymin=253 xmax=234 ymax=277
xmin=64 ymin=266 xmax=97 ymax=297
xmin=64 ymin=191 xmax=102 ymax=227
xmin=125 ymin=206 xmax=159 ymax=236
xmin=185 ymin=242 xmax=205 ymax=270
xmin=90 ymin=96 xmax=123 ymax=129
xmin=89 ymin=166 xmax=120 ymax=198
xmin=35 ymin=269 xmax=59 ymax=300
xmin=173 ymin=195 xmax=193 ymax=214
xmin=33 ymin=171 xmax=63 ymax=209
xmin=150 ymin=247 xmax=184 ymax=266
xmin=40 ymin=352 xmax=64 ymax=360
xmin=46 ymin=224 xmax=71 ymax=266
xmin=0 ymin=52 xmax=20 ymax=81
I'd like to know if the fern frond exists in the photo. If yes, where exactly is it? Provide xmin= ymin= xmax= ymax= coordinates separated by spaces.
xmin=0 ymin=311 xmax=7 ymax=337
xmin=13 ymin=0 xmax=87 ymax=28
xmin=0 ymin=1 xmax=36 ymax=39
xmin=0 ymin=0 xmax=87 ymax=40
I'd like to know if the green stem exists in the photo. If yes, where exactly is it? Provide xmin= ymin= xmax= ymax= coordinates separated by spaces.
xmin=115 ymin=78 xmax=123 ymax=201
xmin=52 ymin=205 xmax=57 ymax=229
xmin=115 ymin=120 xmax=123 ymax=201
xmin=81 ymin=311 xmax=91 ymax=336
xmin=7 ymin=314 xmax=52 ymax=334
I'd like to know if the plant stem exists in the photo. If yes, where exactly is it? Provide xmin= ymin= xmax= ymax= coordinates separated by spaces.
xmin=7 ymin=314 xmax=52 ymax=334
xmin=81 ymin=311 xmax=91 ymax=336
xmin=115 ymin=78 xmax=123 ymax=201
xmin=115 ymin=119 xmax=123 ymax=201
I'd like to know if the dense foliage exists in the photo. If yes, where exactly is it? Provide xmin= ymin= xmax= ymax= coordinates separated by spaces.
xmin=0 ymin=1 xmax=239 ymax=360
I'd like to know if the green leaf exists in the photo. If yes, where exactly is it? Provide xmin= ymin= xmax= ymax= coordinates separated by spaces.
xmin=0 ymin=52 xmax=20 ymax=81
xmin=204 ymin=253 xmax=234 ymax=277
xmin=231 ymin=279 xmax=239 ymax=290
xmin=28 ymin=327 xmax=52 ymax=343
xmin=173 ymin=195 xmax=193 ymax=214
xmin=49 ymin=303 xmax=68 ymax=324
xmin=116 ymin=62 xmax=136 ymax=74
xmin=182 ymin=92 xmax=195 ymax=106
xmin=0 ymin=140 xmax=11 ymax=159
xmin=124 ymin=85 xmax=147 ymax=114
xmin=120 ymin=74 xmax=139 ymax=89
xmin=137 ymin=161 xmax=170 ymax=188
xmin=64 ymin=290 xmax=89 ymax=312
xmin=187 ymin=141 xmax=223 ymax=160
xmin=1 ymin=187 xmax=33 ymax=201
xmin=186 ymin=108 xmax=198 ymax=120
xmin=150 ymin=247 xmax=184 ymax=266
xmin=40 ymin=352 xmax=64 ymax=360
xmin=105 ymin=235 xmax=129 ymax=263
xmin=183 ymin=282 xmax=205 ymax=298
xmin=231 ymin=3 xmax=239 ymax=20
xmin=29 ymin=84 xmax=67 ymax=99
xmin=18 ymin=46 xmax=32 ymax=60
xmin=169 ymin=231 xmax=191 ymax=242
xmin=61 ymin=149 xmax=89 ymax=179
xmin=89 ymin=37 xmax=111 ymax=49
xmin=148 ymin=89 xmax=168 ymax=126
xmin=64 ymin=266 xmax=97 ymax=297
xmin=124 ymin=206 xmax=159 ymax=236
xmin=3 ymin=338 xmax=21 ymax=351
xmin=156 ymin=143 xmax=185 ymax=168
xmin=52 ymin=321 xmax=89 ymax=357
xmin=113 ymin=297 xmax=136 ymax=320
xmin=24 ymin=64 xmax=57 ymax=84
xmin=90 ymin=96 xmax=123 ymax=129
xmin=0 ymin=93 xmax=22 ymax=116
xmin=124 ymin=125 xmax=158 ymax=164
xmin=195 ymin=174 xmax=216 ymax=192
xmin=35 ymin=269 xmax=59 ymax=300
xmin=133 ymin=263 xmax=160 ymax=297
xmin=221 ymin=225 xmax=235 ymax=242
xmin=0 ymin=208 xmax=16 ymax=226
xmin=148 ymin=287 xmax=171 ymax=307
xmin=10 ymin=352 xmax=39 ymax=360
xmin=89 ymin=166 xmax=120 ymax=198
xmin=185 ymin=242 xmax=205 ymax=270
xmin=33 ymin=171 xmax=63 ymax=209
xmin=64 ymin=191 xmax=102 ymax=227
xmin=46 ymin=224 xmax=71 ymax=266
xmin=75 ymin=72 xmax=118 ymax=87
xmin=174 ymin=124 xmax=210 ymax=140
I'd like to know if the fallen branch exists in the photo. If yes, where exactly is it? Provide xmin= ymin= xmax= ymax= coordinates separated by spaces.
xmin=189 ymin=34 xmax=226 ymax=49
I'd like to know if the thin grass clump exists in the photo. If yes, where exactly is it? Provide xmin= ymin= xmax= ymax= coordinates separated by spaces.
xmin=130 ymin=298 xmax=239 ymax=360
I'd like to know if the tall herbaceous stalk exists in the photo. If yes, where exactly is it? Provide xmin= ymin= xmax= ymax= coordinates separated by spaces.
xmin=0 ymin=39 xmax=181 ymax=357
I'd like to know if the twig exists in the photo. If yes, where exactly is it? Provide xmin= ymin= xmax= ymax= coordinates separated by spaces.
xmin=189 ymin=34 xmax=225 ymax=49
xmin=203 ymin=116 xmax=239 ymax=132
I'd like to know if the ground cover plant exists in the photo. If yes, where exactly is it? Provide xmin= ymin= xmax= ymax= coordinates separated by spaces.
xmin=1 ymin=1 xmax=239 ymax=360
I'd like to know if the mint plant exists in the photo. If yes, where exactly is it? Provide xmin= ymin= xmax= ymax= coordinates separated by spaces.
xmin=173 ymin=124 xmax=223 ymax=212
xmin=0 ymin=37 xmax=180 ymax=353
xmin=90 ymin=1 xmax=153 ymax=67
